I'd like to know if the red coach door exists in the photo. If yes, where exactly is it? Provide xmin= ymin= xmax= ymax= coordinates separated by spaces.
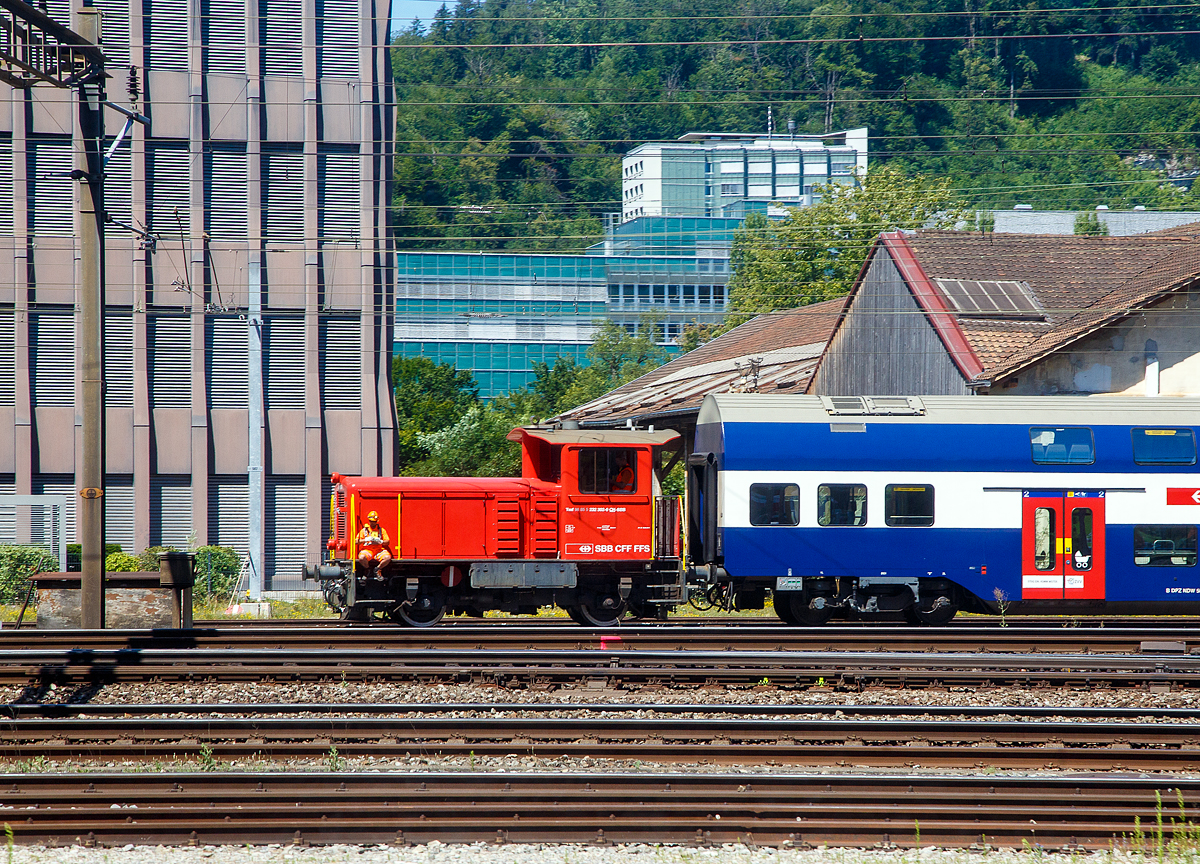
xmin=1021 ymin=490 xmax=1106 ymax=600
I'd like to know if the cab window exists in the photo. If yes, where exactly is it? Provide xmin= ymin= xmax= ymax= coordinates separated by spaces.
xmin=818 ymin=484 xmax=867 ymax=526
xmin=750 ymin=483 xmax=799 ymax=526
xmin=578 ymin=448 xmax=637 ymax=494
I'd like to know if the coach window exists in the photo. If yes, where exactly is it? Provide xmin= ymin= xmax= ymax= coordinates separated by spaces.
xmin=1030 ymin=427 xmax=1094 ymax=465
xmin=884 ymin=484 xmax=934 ymax=527
xmin=1033 ymin=508 xmax=1055 ymax=570
xmin=817 ymin=484 xmax=867 ymax=527
xmin=750 ymin=483 xmax=800 ymax=526
xmin=578 ymin=448 xmax=637 ymax=495
xmin=1134 ymin=525 xmax=1198 ymax=567
xmin=1132 ymin=428 xmax=1197 ymax=465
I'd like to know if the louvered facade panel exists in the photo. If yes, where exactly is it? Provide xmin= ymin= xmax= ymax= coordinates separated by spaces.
xmin=104 ymin=477 xmax=135 ymax=553
xmin=317 ymin=148 xmax=359 ymax=239
xmin=265 ymin=476 xmax=307 ymax=588
xmin=262 ymin=147 xmax=304 ymax=240
xmin=204 ymin=0 xmax=246 ymax=73
xmin=0 ymin=309 xmax=13 ymax=406
xmin=318 ymin=318 xmax=361 ymax=410
xmin=31 ymin=475 xmax=75 ymax=544
xmin=143 ymin=0 xmax=190 ymax=72
xmin=148 ymin=316 xmax=192 ymax=408
xmin=43 ymin=0 xmax=70 ymax=26
xmin=259 ymin=0 xmax=302 ymax=75
xmin=150 ymin=476 xmax=193 ymax=548
xmin=265 ymin=316 xmax=305 ymax=409
xmin=146 ymin=144 xmax=191 ymax=235
xmin=0 ymin=136 xmax=12 ymax=235
xmin=31 ymin=313 xmax=75 ymax=407
xmin=0 ymin=477 xmax=16 ymax=546
xmin=93 ymin=0 xmax=131 ymax=66
xmin=103 ymin=145 xmax=133 ymax=229
xmin=104 ymin=314 xmax=135 ymax=409
xmin=205 ymin=146 xmax=247 ymax=240
xmin=316 ymin=0 xmax=359 ymax=78
xmin=206 ymin=317 xmax=247 ymax=409
xmin=28 ymin=139 xmax=74 ymax=236
xmin=208 ymin=476 xmax=249 ymax=558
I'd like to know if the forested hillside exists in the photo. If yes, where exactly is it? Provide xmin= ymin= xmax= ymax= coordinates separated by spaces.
xmin=391 ymin=0 xmax=1200 ymax=251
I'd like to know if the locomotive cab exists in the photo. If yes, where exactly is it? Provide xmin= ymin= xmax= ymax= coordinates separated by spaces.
xmin=310 ymin=425 xmax=685 ymax=626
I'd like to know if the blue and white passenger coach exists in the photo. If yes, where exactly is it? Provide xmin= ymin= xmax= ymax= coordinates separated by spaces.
xmin=685 ymin=394 xmax=1200 ymax=624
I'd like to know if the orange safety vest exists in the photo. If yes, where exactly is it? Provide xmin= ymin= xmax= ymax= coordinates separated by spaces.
xmin=612 ymin=466 xmax=634 ymax=492
xmin=356 ymin=524 xmax=390 ymax=554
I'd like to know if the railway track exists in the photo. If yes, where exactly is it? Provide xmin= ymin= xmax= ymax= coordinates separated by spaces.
xmin=3 ymin=623 xmax=1198 ymax=654
xmin=4 ymin=703 xmax=1200 ymax=771
xmin=1 ymin=771 xmax=1196 ymax=849
xmin=188 ymin=615 xmax=1200 ymax=628
xmin=5 ymin=646 xmax=1200 ymax=688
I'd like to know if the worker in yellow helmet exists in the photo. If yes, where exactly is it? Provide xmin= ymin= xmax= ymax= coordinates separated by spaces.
xmin=356 ymin=510 xmax=392 ymax=567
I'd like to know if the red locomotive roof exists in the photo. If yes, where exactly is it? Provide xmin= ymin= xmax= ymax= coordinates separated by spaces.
xmin=331 ymin=473 xmax=534 ymax=493
xmin=506 ymin=427 xmax=680 ymax=447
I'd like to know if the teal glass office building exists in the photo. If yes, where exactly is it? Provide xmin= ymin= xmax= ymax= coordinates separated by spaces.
xmin=395 ymin=217 xmax=739 ymax=397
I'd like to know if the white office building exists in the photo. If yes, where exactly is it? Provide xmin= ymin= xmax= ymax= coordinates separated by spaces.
xmin=621 ymin=128 xmax=869 ymax=221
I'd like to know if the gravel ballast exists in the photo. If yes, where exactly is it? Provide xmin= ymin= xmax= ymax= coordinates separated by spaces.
xmin=0 ymin=844 xmax=1179 ymax=864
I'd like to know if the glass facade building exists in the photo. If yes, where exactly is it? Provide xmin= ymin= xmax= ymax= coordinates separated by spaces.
xmin=396 ymin=218 xmax=734 ymax=397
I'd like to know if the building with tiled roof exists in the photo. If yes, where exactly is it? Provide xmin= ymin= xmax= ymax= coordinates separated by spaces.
xmin=556 ymin=297 xmax=846 ymax=437
xmin=810 ymin=227 xmax=1200 ymax=397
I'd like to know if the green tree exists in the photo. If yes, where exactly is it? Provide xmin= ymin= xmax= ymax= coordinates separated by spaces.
xmin=559 ymin=318 xmax=669 ymax=408
xmin=392 ymin=356 xmax=481 ymax=469
xmin=725 ymin=166 xmax=969 ymax=325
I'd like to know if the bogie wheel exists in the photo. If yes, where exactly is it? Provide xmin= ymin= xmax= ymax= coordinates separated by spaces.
xmin=772 ymin=595 xmax=799 ymax=624
xmin=786 ymin=593 xmax=834 ymax=625
xmin=904 ymin=604 xmax=958 ymax=626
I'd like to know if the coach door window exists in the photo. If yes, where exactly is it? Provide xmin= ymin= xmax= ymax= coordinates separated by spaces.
xmin=578 ymin=448 xmax=637 ymax=494
xmin=1070 ymin=508 xmax=1093 ymax=571
xmin=1134 ymin=525 xmax=1198 ymax=567
xmin=818 ymin=484 xmax=867 ymax=526
xmin=885 ymin=484 xmax=934 ymax=526
xmin=1033 ymin=508 xmax=1055 ymax=570
xmin=750 ymin=483 xmax=800 ymax=526
xmin=1132 ymin=428 xmax=1197 ymax=465
xmin=1030 ymin=427 xmax=1094 ymax=464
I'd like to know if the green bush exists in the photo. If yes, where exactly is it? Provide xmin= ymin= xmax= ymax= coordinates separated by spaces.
xmin=104 ymin=551 xmax=144 ymax=572
xmin=0 ymin=546 xmax=56 ymax=604
xmin=136 ymin=546 xmax=179 ymax=571
xmin=191 ymin=546 xmax=242 ymax=603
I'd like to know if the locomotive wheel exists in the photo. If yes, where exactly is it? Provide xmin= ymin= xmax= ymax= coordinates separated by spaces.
xmin=903 ymin=604 xmax=958 ymax=626
xmin=387 ymin=602 xmax=446 ymax=627
xmin=786 ymin=593 xmax=834 ymax=626
xmin=567 ymin=599 xmax=627 ymax=627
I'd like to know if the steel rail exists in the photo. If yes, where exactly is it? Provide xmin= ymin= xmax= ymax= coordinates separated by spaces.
xmin=5 ymin=714 xmax=1200 ymax=770
xmin=2 ymin=771 xmax=1198 ymax=848
xmin=1 ymin=624 xmax=1197 ymax=655
xmin=185 ymin=615 xmax=1200 ymax=629
xmin=6 ymin=701 xmax=1200 ymax=720
xmin=4 ymin=647 xmax=1200 ymax=688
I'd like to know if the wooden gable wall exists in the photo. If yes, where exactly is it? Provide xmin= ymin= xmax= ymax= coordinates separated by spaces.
xmin=810 ymin=247 xmax=970 ymax=396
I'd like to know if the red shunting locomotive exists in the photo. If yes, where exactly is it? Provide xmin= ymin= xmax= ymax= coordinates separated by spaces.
xmin=308 ymin=425 xmax=685 ymax=625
